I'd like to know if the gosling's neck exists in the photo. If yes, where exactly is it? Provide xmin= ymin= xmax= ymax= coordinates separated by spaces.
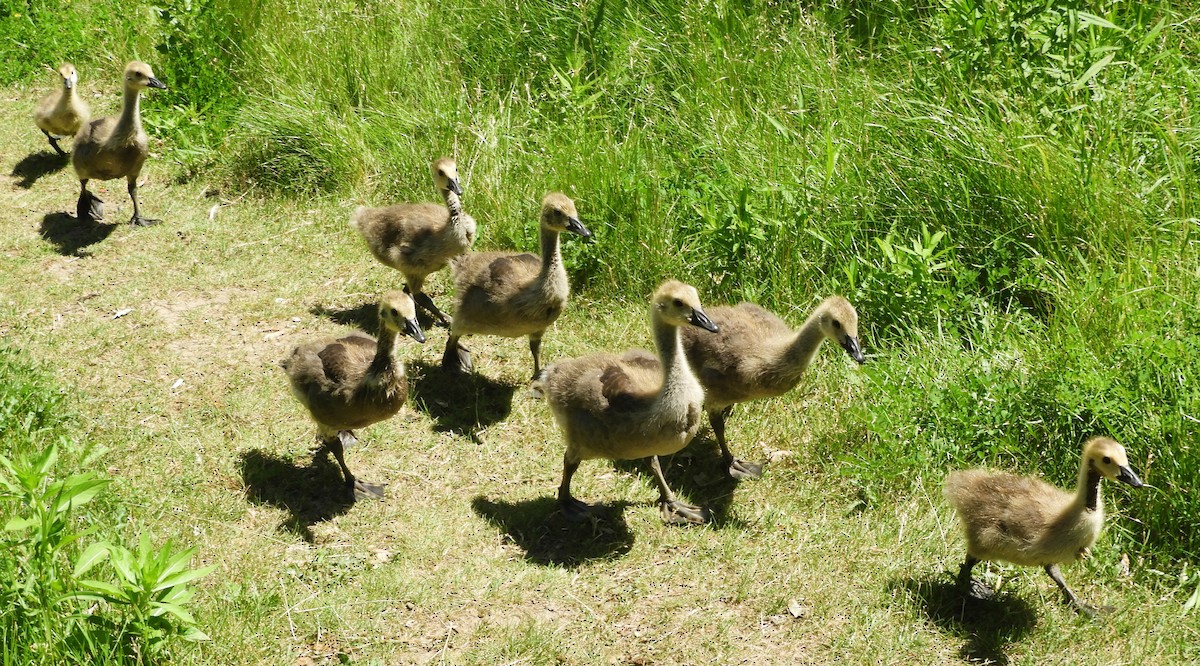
xmin=444 ymin=189 xmax=463 ymax=220
xmin=1078 ymin=459 xmax=1104 ymax=512
xmin=776 ymin=311 xmax=828 ymax=383
xmin=538 ymin=225 xmax=564 ymax=280
xmin=366 ymin=328 xmax=401 ymax=388
xmin=655 ymin=319 xmax=697 ymax=402
xmin=114 ymin=85 xmax=143 ymax=139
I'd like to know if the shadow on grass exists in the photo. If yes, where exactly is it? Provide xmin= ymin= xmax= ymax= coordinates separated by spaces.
xmin=310 ymin=302 xmax=378 ymax=334
xmin=615 ymin=439 xmax=745 ymax=529
xmin=408 ymin=361 xmax=515 ymax=438
xmin=39 ymin=212 xmax=115 ymax=256
xmin=890 ymin=574 xmax=1038 ymax=665
xmin=11 ymin=150 xmax=69 ymax=188
xmin=239 ymin=448 xmax=356 ymax=543
xmin=471 ymin=495 xmax=635 ymax=567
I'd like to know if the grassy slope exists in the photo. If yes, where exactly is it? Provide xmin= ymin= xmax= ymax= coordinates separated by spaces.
xmin=2 ymin=75 xmax=1198 ymax=666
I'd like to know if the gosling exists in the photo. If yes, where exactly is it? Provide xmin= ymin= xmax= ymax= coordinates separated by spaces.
xmin=680 ymin=296 xmax=864 ymax=479
xmin=72 ymin=61 xmax=167 ymax=226
xmin=443 ymin=192 xmax=590 ymax=378
xmin=34 ymin=63 xmax=90 ymax=155
xmin=350 ymin=157 xmax=476 ymax=326
xmin=533 ymin=280 xmax=719 ymax=525
xmin=944 ymin=436 xmax=1144 ymax=617
xmin=282 ymin=291 xmax=426 ymax=499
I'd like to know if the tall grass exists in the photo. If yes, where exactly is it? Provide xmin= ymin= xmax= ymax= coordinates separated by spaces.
xmin=5 ymin=0 xmax=1199 ymax=564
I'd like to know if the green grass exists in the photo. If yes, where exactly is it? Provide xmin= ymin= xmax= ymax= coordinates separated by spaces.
xmin=1 ymin=0 xmax=1199 ymax=663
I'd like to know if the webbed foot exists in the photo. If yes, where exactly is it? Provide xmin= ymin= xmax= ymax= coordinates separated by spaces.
xmin=350 ymin=477 xmax=386 ymax=501
xmin=78 ymin=192 xmax=104 ymax=223
xmin=728 ymin=458 xmax=764 ymax=480
xmin=659 ymin=499 xmax=710 ymax=525
xmin=130 ymin=215 xmax=162 ymax=227
xmin=559 ymin=495 xmax=595 ymax=523
xmin=962 ymin=577 xmax=994 ymax=601
xmin=443 ymin=342 xmax=472 ymax=374
xmin=338 ymin=430 xmax=358 ymax=449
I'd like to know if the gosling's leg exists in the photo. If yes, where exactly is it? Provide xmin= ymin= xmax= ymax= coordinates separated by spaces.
xmin=957 ymin=554 xmax=993 ymax=600
xmin=404 ymin=282 xmax=451 ymax=328
xmin=127 ymin=177 xmax=161 ymax=227
xmin=411 ymin=290 xmax=451 ymax=328
xmin=557 ymin=456 xmax=593 ymax=522
xmin=712 ymin=406 xmax=763 ymax=480
xmin=529 ymin=335 xmax=543 ymax=380
xmin=1045 ymin=564 xmax=1098 ymax=618
xmin=442 ymin=334 xmax=472 ymax=373
xmin=77 ymin=179 xmax=103 ymax=222
xmin=325 ymin=430 xmax=384 ymax=500
xmin=649 ymin=455 xmax=709 ymax=525
xmin=42 ymin=129 xmax=67 ymax=156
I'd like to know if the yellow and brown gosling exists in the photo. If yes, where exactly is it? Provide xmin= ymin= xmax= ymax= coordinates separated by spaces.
xmin=350 ymin=157 xmax=476 ymax=326
xmin=680 ymin=296 xmax=864 ymax=479
xmin=34 ymin=63 xmax=90 ymax=155
xmin=282 ymin=291 xmax=426 ymax=500
xmin=443 ymin=192 xmax=590 ymax=378
xmin=533 ymin=280 xmax=719 ymax=525
xmin=944 ymin=436 xmax=1144 ymax=617
xmin=72 ymin=61 xmax=167 ymax=226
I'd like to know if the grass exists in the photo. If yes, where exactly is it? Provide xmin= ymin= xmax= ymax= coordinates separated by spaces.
xmin=1 ymin=0 xmax=1199 ymax=663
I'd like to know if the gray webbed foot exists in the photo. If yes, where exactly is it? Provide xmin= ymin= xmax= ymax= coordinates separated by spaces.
xmin=963 ymin=577 xmax=994 ymax=601
xmin=659 ymin=499 xmax=710 ymax=525
xmin=78 ymin=192 xmax=104 ymax=223
xmin=728 ymin=458 xmax=764 ymax=480
xmin=559 ymin=495 xmax=595 ymax=523
xmin=443 ymin=343 xmax=472 ymax=374
xmin=130 ymin=215 xmax=162 ymax=227
xmin=350 ymin=477 xmax=386 ymax=501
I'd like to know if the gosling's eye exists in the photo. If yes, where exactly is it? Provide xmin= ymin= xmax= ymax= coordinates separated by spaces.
xmin=833 ymin=320 xmax=842 ymax=330
xmin=1102 ymin=456 xmax=1112 ymax=465
xmin=672 ymin=298 xmax=684 ymax=308
xmin=389 ymin=308 xmax=399 ymax=317
xmin=437 ymin=170 xmax=445 ymax=177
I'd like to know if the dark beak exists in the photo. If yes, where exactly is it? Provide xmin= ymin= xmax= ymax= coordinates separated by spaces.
xmin=566 ymin=217 xmax=592 ymax=238
xmin=147 ymin=77 xmax=168 ymax=90
xmin=1116 ymin=465 xmax=1143 ymax=488
xmin=689 ymin=309 xmax=719 ymax=333
xmin=447 ymin=179 xmax=463 ymax=196
xmin=841 ymin=336 xmax=865 ymax=364
xmin=404 ymin=318 xmax=426 ymax=344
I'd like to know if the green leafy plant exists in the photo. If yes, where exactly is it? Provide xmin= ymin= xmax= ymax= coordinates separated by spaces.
xmin=74 ymin=535 xmax=215 ymax=660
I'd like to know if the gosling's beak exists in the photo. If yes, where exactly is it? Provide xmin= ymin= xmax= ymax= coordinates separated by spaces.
xmin=566 ymin=217 xmax=592 ymax=238
xmin=689 ymin=309 xmax=719 ymax=333
xmin=1116 ymin=465 xmax=1143 ymax=488
xmin=841 ymin=335 xmax=865 ymax=364
xmin=404 ymin=317 xmax=426 ymax=344
xmin=147 ymin=77 xmax=167 ymax=90
xmin=447 ymin=178 xmax=463 ymax=196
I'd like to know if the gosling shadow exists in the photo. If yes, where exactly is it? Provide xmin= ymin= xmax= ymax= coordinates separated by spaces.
xmin=471 ymin=495 xmax=635 ymax=567
xmin=408 ymin=361 xmax=515 ymax=438
xmin=310 ymin=302 xmax=378 ymax=334
xmin=890 ymin=574 xmax=1038 ymax=666
xmin=39 ymin=212 xmax=115 ymax=256
xmin=239 ymin=448 xmax=356 ymax=543
xmin=615 ymin=440 xmax=744 ymax=529
xmin=11 ymin=150 xmax=69 ymax=188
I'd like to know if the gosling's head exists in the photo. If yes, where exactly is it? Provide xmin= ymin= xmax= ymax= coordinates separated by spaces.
xmin=57 ymin=63 xmax=78 ymax=90
xmin=1083 ymin=437 xmax=1143 ymax=488
xmin=432 ymin=157 xmax=462 ymax=196
xmin=652 ymin=280 xmax=718 ymax=332
xmin=378 ymin=290 xmax=425 ymax=343
xmin=123 ymin=61 xmax=167 ymax=92
xmin=539 ymin=192 xmax=591 ymax=238
xmin=815 ymin=296 xmax=864 ymax=364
